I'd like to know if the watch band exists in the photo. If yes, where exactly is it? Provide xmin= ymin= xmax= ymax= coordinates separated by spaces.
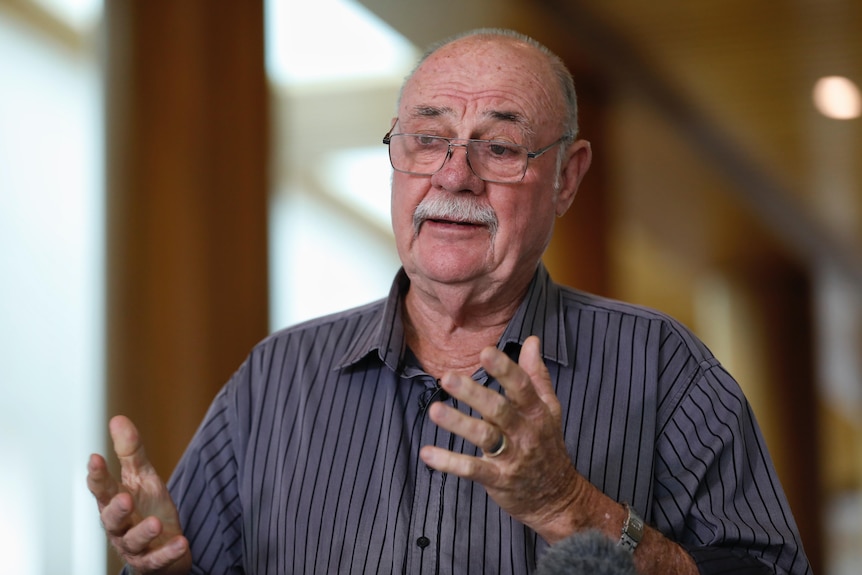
xmin=619 ymin=503 xmax=645 ymax=552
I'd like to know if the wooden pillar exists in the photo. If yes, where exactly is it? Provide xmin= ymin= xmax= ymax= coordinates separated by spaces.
xmin=544 ymin=72 xmax=610 ymax=295
xmin=746 ymin=263 xmax=823 ymax=572
xmin=103 ymin=2 xmax=268 ymax=564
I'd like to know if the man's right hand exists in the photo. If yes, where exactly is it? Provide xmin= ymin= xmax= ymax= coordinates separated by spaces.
xmin=87 ymin=415 xmax=192 ymax=575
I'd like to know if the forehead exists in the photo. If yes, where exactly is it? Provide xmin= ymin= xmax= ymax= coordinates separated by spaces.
xmin=400 ymin=37 xmax=563 ymax=135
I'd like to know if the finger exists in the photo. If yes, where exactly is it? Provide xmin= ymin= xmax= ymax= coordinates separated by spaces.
xmin=518 ymin=336 xmax=559 ymax=412
xmin=426 ymin=398 xmax=502 ymax=454
xmin=125 ymin=535 xmax=191 ymax=573
xmin=438 ymin=372 xmax=510 ymax=424
xmin=479 ymin=344 xmax=541 ymax=412
xmin=119 ymin=515 xmax=166 ymax=555
xmin=110 ymin=415 xmax=156 ymax=479
xmin=419 ymin=444 xmax=494 ymax=483
xmin=101 ymin=491 xmax=138 ymax=535
xmin=87 ymin=453 xmax=120 ymax=508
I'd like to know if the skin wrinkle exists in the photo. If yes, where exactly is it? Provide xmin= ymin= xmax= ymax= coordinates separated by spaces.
xmin=400 ymin=109 xmax=536 ymax=143
xmin=397 ymin=29 xmax=580 ymax=140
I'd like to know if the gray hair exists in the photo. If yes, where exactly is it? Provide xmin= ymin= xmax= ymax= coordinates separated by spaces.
xmin=398 ymin=28 xmax=580 ymax=139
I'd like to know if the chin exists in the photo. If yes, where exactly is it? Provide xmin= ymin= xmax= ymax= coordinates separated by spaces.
xmin=409 ymin=258 xmax=491 ymax=286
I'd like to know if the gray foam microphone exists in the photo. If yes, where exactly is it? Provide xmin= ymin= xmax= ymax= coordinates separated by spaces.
xmin=536 ymin=530 xmax=638 ymax=575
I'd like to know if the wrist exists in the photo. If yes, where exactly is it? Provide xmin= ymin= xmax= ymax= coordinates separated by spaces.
xmin=533 ymin=474 xmax=627 ymax=544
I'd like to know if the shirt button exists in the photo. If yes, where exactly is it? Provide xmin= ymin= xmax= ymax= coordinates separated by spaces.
xmin=416 ymin=536 xmax=431 ymax=549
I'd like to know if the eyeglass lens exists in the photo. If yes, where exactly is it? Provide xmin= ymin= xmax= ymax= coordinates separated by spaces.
xmin=388 ymin=135 xmax=527 ymax=183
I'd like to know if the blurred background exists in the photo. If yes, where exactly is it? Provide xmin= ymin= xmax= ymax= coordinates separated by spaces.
xmin=0 ymin=0 xmax=859 ymax=573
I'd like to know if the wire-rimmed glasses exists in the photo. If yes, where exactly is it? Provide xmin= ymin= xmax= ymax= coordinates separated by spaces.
xmin=382 ymin=130 xmax=572 ymax=184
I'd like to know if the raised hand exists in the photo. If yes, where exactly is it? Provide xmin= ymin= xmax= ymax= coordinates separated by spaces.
xmin=419 ymin=335 xmax=612 ymax=543
xmin=87 ymin=415 xmax=192 ymax=575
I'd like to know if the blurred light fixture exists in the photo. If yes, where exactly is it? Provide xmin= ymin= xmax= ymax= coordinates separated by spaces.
xmin=812 ymin=76 xmax=862 ymax=120
xmin=266 ymin=0 xmax=418 ymax=86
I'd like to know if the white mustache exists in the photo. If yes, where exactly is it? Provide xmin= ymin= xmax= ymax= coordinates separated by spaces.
xmin=412 ymin=195 xmax=499 ymax=237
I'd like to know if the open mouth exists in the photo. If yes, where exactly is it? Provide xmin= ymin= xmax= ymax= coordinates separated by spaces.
xmin=414 ymin=217 xmax=485 ymax=237
xmin=430 ymin=218 xmax=481 ymax=226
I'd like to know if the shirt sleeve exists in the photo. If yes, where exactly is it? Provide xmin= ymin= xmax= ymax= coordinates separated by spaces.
xmin=685 ymin=545 xmax=775 ymax=574
xmin=166 ymin=363 xmax=248 ymax=575
xmin=653 ymin=357 xmax=811 ymax=575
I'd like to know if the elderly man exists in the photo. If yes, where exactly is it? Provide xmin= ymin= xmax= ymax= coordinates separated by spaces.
xmin=88 ymin=29 xmax=811 ymax=574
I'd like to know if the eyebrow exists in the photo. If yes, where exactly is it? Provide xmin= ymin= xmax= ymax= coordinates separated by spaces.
xmin=405 ymin=106 xmax=535 ymax=139
xmin=409 ymin=105 xmax=451 ymax=118
xmin=408 ymin=106 xmax=526 ymax=124
xmin=487 ymin=110 xmax=524 ymax=124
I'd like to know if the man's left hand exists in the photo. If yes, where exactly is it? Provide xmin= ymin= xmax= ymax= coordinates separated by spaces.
xmin=419 ymin=335 xmax=598 ymax=542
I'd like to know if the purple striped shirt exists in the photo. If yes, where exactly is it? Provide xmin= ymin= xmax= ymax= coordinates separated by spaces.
xmin=157 ymin=264 xmax=810 ymax=574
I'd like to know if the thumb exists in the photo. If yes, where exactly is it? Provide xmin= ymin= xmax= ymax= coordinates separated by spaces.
xmin=109 ymin=415 xmax=156 ymax=478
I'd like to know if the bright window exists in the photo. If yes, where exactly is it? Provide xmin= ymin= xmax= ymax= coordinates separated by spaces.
xmin=0 ymin=2 xmax=104 ymax=574
xmin=265 ymin=0 xmax=417 ymax=328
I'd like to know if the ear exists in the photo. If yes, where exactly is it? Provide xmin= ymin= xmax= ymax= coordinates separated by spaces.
xmin=554 ymin=139 xmax=592 ymax=217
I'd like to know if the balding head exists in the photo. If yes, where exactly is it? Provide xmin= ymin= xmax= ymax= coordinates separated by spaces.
xmin=399 ymin=29 xmax=579 ymax=139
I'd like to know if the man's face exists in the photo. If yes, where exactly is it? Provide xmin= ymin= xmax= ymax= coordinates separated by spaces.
xmin=390 ymin=38 xmax=574 ymax=293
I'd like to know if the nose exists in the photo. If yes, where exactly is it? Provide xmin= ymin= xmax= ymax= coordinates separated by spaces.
xmin=431 ymin=142 xmax=483 ymax=191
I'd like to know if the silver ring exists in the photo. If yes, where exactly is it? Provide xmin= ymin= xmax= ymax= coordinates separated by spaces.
xmin=485 ymin=434 xmax=507 ymax=458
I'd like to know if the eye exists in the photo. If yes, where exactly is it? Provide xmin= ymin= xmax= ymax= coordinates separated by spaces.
xmin=484 ymin=141 xmax=520 ymax=158
xmin=415 ymin=134 xmax=438 ymax=146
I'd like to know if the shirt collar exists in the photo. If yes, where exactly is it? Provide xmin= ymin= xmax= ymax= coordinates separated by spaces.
xmin=335 ymin=263 xmax=569 ymax=371
xmin=335 ymin=268 xmax=409 ymax=372
xmin=498 ymin=263 xmax=570 ymax=367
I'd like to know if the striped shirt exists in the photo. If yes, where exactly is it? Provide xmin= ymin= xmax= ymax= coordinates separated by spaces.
xmin=161 ymin=264 xmax=810 ymax=574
